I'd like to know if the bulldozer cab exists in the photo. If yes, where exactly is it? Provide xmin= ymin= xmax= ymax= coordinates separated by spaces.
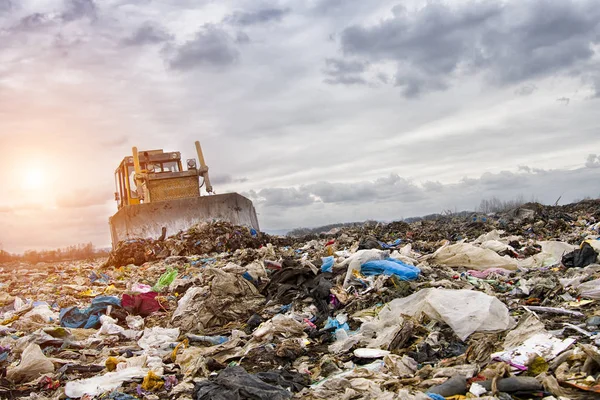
xmin=109 ymin=141 xmax=258 ymax=248
xmin=114 ymin=149 xmax=196 ymax=209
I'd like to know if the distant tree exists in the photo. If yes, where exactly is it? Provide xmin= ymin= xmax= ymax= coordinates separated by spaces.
xmin=476 ymin=195 xmax=534 ymax=214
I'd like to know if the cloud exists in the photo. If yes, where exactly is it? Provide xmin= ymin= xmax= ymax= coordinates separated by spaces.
xmin=168 ymin=25 xmax=241 ymax=70
xmin=0 ymin=0 xmax=12 ymax=13
xmin=249 ymin=187 xmax=313 ymax=207
xmin=323 ymin=58 xmax=368 ymax=85
xmin=62 ymin=0 xmax=97 ymax=22
xmin=515 ymin=84 xmax=537 ymax=96
xmin=335 ymin=1 xmax=600 ymax=96
xmin=0 ymin=204 xmax=43 ymax=213
xmin=590 ymin=74 xmax=600 ymax=98
xmin=250 ymin=159 xmax=600 ymax=229
xmin=557 ymin=97 xmax=570 ymax=105
xmin=100 ymin=136 xmax=128 ymax=148
xmin=586 ymin=154 xmax=600 ymax=168
xmin=13 ymin=12 xmax=55 ymax=31
xmin=224 ymin=7 xmax=290 ymax=26
xmin=248 ymin=173 xmax=426 ymax=207
xmin=55 ymin=189 xmax=112 ymax=209
xmin=211 ymin=173 xmax=248 ymax=185
xmin=122 ymin=22 xmax=173 ymax=46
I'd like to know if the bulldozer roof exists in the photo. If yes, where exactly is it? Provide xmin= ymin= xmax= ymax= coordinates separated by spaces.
xmin=117 ymin=149 xmax=181 ymax=168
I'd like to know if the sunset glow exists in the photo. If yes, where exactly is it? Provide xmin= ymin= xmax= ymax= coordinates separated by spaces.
xmin=22 ymin=168 xmax=45 ymax=190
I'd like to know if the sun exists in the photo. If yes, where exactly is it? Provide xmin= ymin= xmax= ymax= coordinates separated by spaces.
xmin=22 ymin=169 xmax=45 ymax=190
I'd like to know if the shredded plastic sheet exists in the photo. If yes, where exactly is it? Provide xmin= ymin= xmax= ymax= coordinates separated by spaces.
xmin=492 ymin=333 xmax=575 ymax=369
xmin=65 ymin=367 xmax=147 ymax=398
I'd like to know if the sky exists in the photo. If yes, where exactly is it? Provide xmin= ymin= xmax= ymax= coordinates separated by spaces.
xmin=1 ymin=0 xmax=599 ymax=252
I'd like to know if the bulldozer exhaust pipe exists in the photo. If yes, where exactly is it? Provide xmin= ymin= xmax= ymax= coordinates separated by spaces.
xmin=195 ymin=140 xmax=213 ymax=193
xmin=132 ymin=147 xmax=142 ymax=175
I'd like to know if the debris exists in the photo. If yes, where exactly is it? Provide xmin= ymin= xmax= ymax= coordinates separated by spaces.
xmin=65 ymin=367 xmax=147 ymax=398
xmin=6 ymin=343 xmax=54 ymax=383
xmin=193 ymin=366 xmax=293 ymax=400
xmin=4 ymin=202 xmax=600 ymax=399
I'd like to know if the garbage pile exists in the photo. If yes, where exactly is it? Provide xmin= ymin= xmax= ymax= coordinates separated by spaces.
xmin=1 ymin=200 xmax=600 ymax=399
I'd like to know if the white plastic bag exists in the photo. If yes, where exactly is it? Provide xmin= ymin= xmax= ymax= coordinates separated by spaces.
xmin=428 ymin=243 xmax=518 ymax=271
xmin=340 ymin=249 xmax=390 ymax=287
xmin=330 ymin=289 xmax=514 ymax=353
xmin=578 ymin=279 xmax=600 ymax=299
xmin=380 ymin=288 xmax=514 ymax=340
xmin=65 ymin=367 xmax=147 ymax=398
xmin=22 ymin=304 xmax=58 ymax=324
xmin=6 ymin=343 xmax=54 ymax=383
xmin=138 ymin=327 xmax=180 ymax=357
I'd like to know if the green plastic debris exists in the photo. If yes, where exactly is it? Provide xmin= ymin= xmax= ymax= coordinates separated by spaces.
xmin=152 ymin=268 xmax=178 ymax=292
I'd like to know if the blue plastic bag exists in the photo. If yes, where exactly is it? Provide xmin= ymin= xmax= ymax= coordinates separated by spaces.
xmin=427 ymin=394 xmax=445 ymax=400
xmin=378 ymin=238 xmax=402 ymax=249
xmin=323 ymin=316 xmax=349 ymax=332
xmin=321 ymin=256 xmax=335 ymax=273
xmin=59 ymin=296 xmax=121 ymax=329
xmin=360 ymin=258 xmax=420 ymax=281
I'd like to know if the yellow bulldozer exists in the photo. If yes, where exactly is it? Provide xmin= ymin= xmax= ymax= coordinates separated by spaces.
xmin=108 ymin=141 xmax=259 ymax=248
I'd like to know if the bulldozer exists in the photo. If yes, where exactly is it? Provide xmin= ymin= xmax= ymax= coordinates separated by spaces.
xmin=108 ymin=141 xmax=259 ymax=249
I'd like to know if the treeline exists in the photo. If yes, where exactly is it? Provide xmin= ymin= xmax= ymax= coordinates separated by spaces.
xmin=0 ymin=243 xmax=110 ymax=264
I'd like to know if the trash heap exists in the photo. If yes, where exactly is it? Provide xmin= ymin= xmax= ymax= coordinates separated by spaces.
xmin=1 ymin=200 xmax=600 ymax=399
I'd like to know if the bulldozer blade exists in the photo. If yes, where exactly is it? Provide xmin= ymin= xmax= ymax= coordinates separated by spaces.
xmin=109 ymin=193 xmax=259 ymax=249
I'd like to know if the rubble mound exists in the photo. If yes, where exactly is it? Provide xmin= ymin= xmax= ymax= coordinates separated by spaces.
xmin=105 ymin=221 xmax=273 ymax=267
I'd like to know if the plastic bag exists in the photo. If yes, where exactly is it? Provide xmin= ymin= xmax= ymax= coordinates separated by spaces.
xmin=121 ymin=292 xmax=162 ymax=317
xmin=361 ymin=258 xmax=420 ymax=280
xmin=6 ymin=343 xmax=54 ymax=383
xmin=492 ymin=333 xmax=575 ymax=369
xmin=65 ymin=367 xmax=147 ymax=398
xmin=340 ymin=249 xmax=390 ymax=287
xmin=22 ymin=304 xmax=58 ymax=324
xmin=331 ymin=289 xmax=514 ymax=351
xmin=59 ymin=296 xmax=121 ymax=329
xmin=428 ymin=243 xmax=518 ymax=271
xmin=152 ymin=268 xmax=178 ymax=292
xmin=321 ymin=256 xmax=334 ymax=273
xmin=138 ymin=327 xmax=180 ymax=357
xmin=384 ymin=288 xmax=514 ymax=340
xmin=578 ymin=279 xmax=600 ymax=299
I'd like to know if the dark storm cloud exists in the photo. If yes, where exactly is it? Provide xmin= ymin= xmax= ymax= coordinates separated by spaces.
xmin=224 ymin=7 xmax=290 ymax=26
xmin=168 ymin=25 xmax=240 ymax=70
xmin=248 ymin=174 xmax=426 ymax=207
xmin=323 ymin=58 xmax=368 ymax=85
xmin=62 ymin=0 xmax=97 ymax=22
xmin=335 ymin=1 xmax=600 ymax=96
xmin=250 ymin=159 xmax=600 ymax=231
xmin=122 ymin=23 xmax=173 ymax=46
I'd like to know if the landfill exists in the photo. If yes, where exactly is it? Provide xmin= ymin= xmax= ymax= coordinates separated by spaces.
xmin=2 ymin=200 xmax=600 ymax=399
